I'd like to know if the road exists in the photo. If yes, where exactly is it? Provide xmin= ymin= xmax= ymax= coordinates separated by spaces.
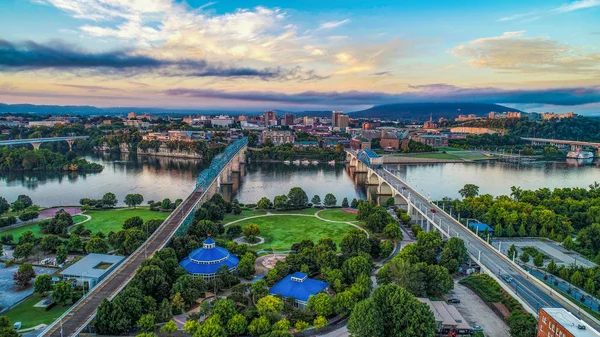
xmin=40 ymin=190 xmax=205 ymax=337
xmin=376 ymin=167 xmax=600 ymax=330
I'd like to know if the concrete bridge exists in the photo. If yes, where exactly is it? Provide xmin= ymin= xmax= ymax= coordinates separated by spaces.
xmin=39 ymin=137 xmax=248 ymax=337
xmin=346 ymin=149 xmax=600 ymax=331
xmin=0 ymin=136 xmax=89 ymax=151
xmin=522 ymin=137 xmax=600 ymax=155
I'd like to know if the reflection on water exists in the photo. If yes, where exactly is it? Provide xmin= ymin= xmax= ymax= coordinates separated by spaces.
xmin=391 ymin=159 xmax=600 ymax=200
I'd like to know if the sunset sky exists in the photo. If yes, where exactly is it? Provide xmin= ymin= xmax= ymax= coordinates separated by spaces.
xmin=0 ymin=0 xmax=599 ymax=113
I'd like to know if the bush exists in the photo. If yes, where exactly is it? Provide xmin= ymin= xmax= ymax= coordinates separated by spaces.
xmin=0 ymin=216 xmax=17 ymax=228
xmin=459 ymin=274 xmax=503 ymax=302
xmin=18 ymin=211 xmax=39 ymax=222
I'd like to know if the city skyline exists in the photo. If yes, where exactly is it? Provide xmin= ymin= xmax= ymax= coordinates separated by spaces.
xmin=0 ymin=0 xmax=599 ymax=113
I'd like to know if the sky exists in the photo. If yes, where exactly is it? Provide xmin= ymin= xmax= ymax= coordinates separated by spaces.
xmin=0 ymin=0 xmax=599 ymax=113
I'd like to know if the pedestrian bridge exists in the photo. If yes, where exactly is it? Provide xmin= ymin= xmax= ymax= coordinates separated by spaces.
xmin=39 ymin=137 xmax=248 ymax=337
xmin=346 ymin=149 xmax=600 ymax=331
xmin=0 ymin=136 xmax=89 ymax=151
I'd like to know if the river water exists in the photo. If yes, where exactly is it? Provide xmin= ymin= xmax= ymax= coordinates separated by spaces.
xmin=1 ymin=153 xmax=599 ymax=206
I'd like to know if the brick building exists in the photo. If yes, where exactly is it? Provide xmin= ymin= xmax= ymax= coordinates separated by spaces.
xmin=537 ymin=308 xmax=598 ymax=337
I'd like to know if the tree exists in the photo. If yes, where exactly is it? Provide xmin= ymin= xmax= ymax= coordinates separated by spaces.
xmin=227 ymin=314 xmax=248 ymax=336
xmin=41 ymin=209 xmax=74 ymax=235
xmin=248 ymin=316 xmax=271 ymax=336
xmin=294 ymin=321 xmax=309 ymax=333
xmin=0 ymin=197 xmax=10 ymax=215
xmin=287 ymin=187 xmax=309 ymax=209
xmin=342 ymin=255 xmax=372 ymax=284
xmin=307 ymin=292 xmax=333 ymax=316
xmin=56 ymin=245 xmax=68 ymax=265
xmin=385 ymin=197 xmax=395 ymax=207
xmin=350 ymin=198 xmax=359 ymax=208
xmin=563 ymin=235 xmax=574 ymax=250
xmin=86 ymin=236 xmax=110 ymax=254
xmin=272 ymin=318 xmax=290 ymax=332
xmin=68 ymin=234 xmax=83 ymax=252
xmin=256 ymin=295 xmax=284 ymax=316
xmin=519 ymin=251 xmax=530 ymax=264
xmin=383 ymin=223 xmax=402 ymax=239
xmin=34 ymin=274 xmax=53 ymax=294
xmin=273 ymin=195 xmax=288 ymax=209
xmin=16 ymin=194 xmax=33 ymax=208
xmin=533 ymin=253 xmax=544 ymax=268
xmin=171 ymin=274 xmax=205 ymax=306
xmin=13 ymin=243 xmax=34 ymax=260
xmin=571 ymin=271 xmax=584 ymax=287
xmin=243 ymin=224 xmax=261 ymax=241
xmin=380 ymin=241 xmax=394 ymax=258
xmin=311 ymin=195 xmax=321 ymax=206
xmin=11 ymin=201 xmax=25 ymax=214
xmin=314 ymin=316 xmax=328 ymax=331
xmin=40 ymin=235 xmax=62 ymax=252
xmin=227 ymin=224 xmax=243 ymax=239
xmin=184 ymin=320 xmax=200 ymax=335
xmin=347 ymin=284 xmax=436 ymax=337
xmin=257 ymin=197 xmax=272 ymax=210
xmin=507 ymin=244 xmax=518 ymax=261
xmin=340 ymin=229 xmax=371 ymax=257
xmin=124 ymin=216 xmax=144 ymax=230
xmin=53 ymin=281 xmax=73 ymax=305
xmin=238 ymin=252 xmax=257 ymax=278
xmin=324 ymin=193 xmax=337 ymax=207
xmin=137 ymin=314 xmax=156 ymax=333
xmin=170 ymin=292 xmax=185 ymax=315
xmin=212 ymin=299 xmax=237 ymax=323
xmin=0 ymin=316 xmax=18 ymax=337
xmin=160 ymin=320 xmax=177 ymax=334
xmin=508 ymin=314 xmax=537 ymax=337
xmin=125 ymin=194 xmax=144 ymax=208
xmin=102 ymin=192 xmax=118 ymax=208
xmin=458 ymin=184 xmax=479 ymax=198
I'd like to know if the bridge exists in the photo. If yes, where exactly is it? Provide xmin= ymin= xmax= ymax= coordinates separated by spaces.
xmin=38 ymin=137 xmax=248 ymax=337
xmin=522 ymin=137 xmax=600 ymax=155
xmin=0 ymin=136 xmax=89 ymax=151
xmin=346 ymin=149 xmax=600 ymax=330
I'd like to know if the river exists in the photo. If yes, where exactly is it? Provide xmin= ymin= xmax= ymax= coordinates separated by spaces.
xmin=1 ymin=153 xmax=599 ymax=207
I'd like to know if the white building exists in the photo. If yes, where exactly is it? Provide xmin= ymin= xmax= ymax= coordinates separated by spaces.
xmin=211 ymin=115 xmax=234 ymax=127
xmin=59 ymin=253 xmax=125 ymax=289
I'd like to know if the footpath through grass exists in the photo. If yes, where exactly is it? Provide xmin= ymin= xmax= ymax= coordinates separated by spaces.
xmin=232 ymin=214 xmax=355 ymax=251
xmin=4 ymin=294 xmax=71 ymax=329
xmin=0 ymin=215 xmax=86 ymax=240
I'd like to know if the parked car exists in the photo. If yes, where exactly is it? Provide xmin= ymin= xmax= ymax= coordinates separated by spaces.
xmin=504 ymin=275 xmax=513 ymax=283
xmin=472 ymin=325 xmax=483 ymax=331
xmin=447 ymin=298 xmax=461 ymax=304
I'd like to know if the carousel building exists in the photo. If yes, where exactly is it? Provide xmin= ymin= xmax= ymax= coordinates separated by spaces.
xmin=179 ymin=237 xmax=239 ymax=280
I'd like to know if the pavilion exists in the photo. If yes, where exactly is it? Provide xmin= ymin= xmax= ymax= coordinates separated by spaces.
xmin=269 ymin=272 xmax=329 ymax=308
xmin=179 ymin=237 xmax=239 ymax=281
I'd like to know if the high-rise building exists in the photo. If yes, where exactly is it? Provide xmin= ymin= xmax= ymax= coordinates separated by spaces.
xmin=283 ymin=113 xmax=295 ymax=126
xmin=264 ymin=110 xmax=277 ymax=125
xmin=303 ymin=116 xmax=314 ymax=126
xmin=332 ymin=111 xmax=343 ymax=128
xmin=338 ymin=115 xmax=349 ymax=129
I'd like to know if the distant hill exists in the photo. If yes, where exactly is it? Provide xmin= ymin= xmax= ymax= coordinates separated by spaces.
xmin=350 ymin=103 xmax=522 ymax=121
xmin=0 ymin=103 xmax=254 ymax=116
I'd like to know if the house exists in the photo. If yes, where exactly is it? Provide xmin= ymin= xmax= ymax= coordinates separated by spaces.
xmin=418 ymin=298 xmax=472 ymax=336
xmin=59 ymin=253 xmax=125 ymax=289
xmin=350 ymin=135 xmax=371 ymax=150
xmin=269 ymin=272 xmax=328 ymax=308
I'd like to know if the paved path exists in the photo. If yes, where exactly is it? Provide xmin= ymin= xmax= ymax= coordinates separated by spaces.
xmin=66 ymin=214 xmax=92 ymax=234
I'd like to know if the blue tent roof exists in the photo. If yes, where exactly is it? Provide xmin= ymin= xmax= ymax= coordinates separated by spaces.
xmin=269 ymin=273 xmax=328 ymax=302
xmin=204 ymin=237 xmax=215 ymax=245
xmin=469 ymin=222 xmax=494 ymax=232
xmin=179 ymin=242 xmax=239 ymax=275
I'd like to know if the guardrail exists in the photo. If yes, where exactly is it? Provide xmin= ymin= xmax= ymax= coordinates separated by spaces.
xmin=378 ymin=165 xmax=600 ymax=329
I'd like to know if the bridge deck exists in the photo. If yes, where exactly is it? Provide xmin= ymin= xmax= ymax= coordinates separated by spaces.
xmin=43 ymin=190 xmax=204 ymax=337
xmin=0 ymin=136 xmax=88 ymax=145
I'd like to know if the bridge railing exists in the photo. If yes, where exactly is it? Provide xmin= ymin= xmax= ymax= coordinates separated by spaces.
xmin=196 ymin=137 xmax=247 ymax=190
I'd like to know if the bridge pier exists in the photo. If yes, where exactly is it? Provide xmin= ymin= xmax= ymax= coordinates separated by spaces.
xmin=66 ymin=139 xmax=75 ymax=151
xmin=31 ymin=142 xmax=42 ymax=150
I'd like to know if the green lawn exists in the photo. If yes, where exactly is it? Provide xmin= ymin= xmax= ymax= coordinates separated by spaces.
xmin=0 ymin=215 xmax=86 ymax=241
xmin=231 ymin=215 xmax=355 ymax=251
xmin=397 ymin=153 xmax=463 ymax=160
xmin=83 ymin=208 xmax=170 ymax=234
xmin=318 ymin=209 xmax=357 ymax=222
xmin=223 ymin=209 xmax=267 ymax=223
xmin=271 ymin=208 xmax=318 ymax=215
xmin=4 ymin=294 xmax=71 ymax=329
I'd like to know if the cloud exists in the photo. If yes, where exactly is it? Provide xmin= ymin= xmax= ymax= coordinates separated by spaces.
xmin=451 ymin=31 xmax=600 ymax=75
xmin=57 ymin=84 xmax=120 ymax=92
xmin=318 ymin=19 xmax=351 ymax=30
xmin=0 ymin=40 xmax=324 ymax=80
xmin=497 ymin=12 xmax=537 ymax=22
xmin=164 ymin=85 xmax=600 ymax=106
xmin=553 ymin=0 xmax=600 ymax=13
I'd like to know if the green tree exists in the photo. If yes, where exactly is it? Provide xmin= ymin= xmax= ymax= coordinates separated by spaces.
xmin=125 ymin=194 xmax=144 ymax=208
xmin=237 ymin=252 xmax=257 ymax=278
xmin=212 ymin=299 xmax=237 ymax=323
xmin=294 ymin=321 xmax=309 ymax=333
xmin=533 ymin=253 xmax=544 ymax=268
xmin=56 ymin=245 xmax=68 ymax=265
xmin=171 ymin=274 xmax=205 ymax=307
xmin=197 ymin=315 xmax=226 ymax=337
xmin=385 ymin=197 xmax=395 ymax=207
xmin=53 ymin=281 xmax=73 ymax=305
xmin=519 ymin=251 xmax=530 ymax=264
xmin=170 ymin=293 xmax=185 ymax=315
xmin=458 ymin=184 xmax=479 ymax=198
xmin=11 ymin=201 xmax=25 ymax=214
xmin=350 ymin=198 xmax=359 ymax=208
xmin=342 ymin=255 xmax=372 ymax=284
xmin=256 ymin=295 xmax=284 ymax=316
xmin=507 ymin=244 xmax=518 ymax=261
xmin=13 ymin=243 xmax=34 ymax=260
xmin=34 ymin=274 xmax=53 ymax=294
xmin=243 ymin=224 xmax=261 ymax=241
xmin=307 ymin=292 xmax=333 ymax=316
xmin=226 ymin=224 xmax=243 ymax=239
xmin=257 ymin=197 xmax=272 ymax=210
xmin=123 ymin=216 xmax=144 ymax=230
xmin=340 ymin=229 xmax=371 ymax=257
xmin=272 ymin=318 xmax=290 ymax=331
xmin=287 ymin=187 xmax=308 ymax=209
xmin=86 ymin=236 xmax=110 ymax=253
xmin=380 ymin=241 xmax=394 ymax=258
xmin=324 ymin=193 xmax=337 ymax=207
xmin=383 ymin=223 xmax=402 ymax=239
xmin=341 ymin=197 xmax=349 ymax=208
xmin=585 ymin=278 xmax=595 ymax=295
xmin=571 ymin=271 xmax=584 ymax=287
xmin=507 ymin=314 xmax=537 ymax=337
xmin=102 ymin=192 xmax=118 ymax=208
xmin=273 ymin=195 xmax=288 ymax=209
xmin=0 ymin=197 xmax=10 ymax=215
xmin=137 ymin=314 xmax=156 ymax=333
xmin=184 ymin=320 xmax=200 ymax=334
xmin=314 ymin=316 xmax=328 ymax=331
xmin=311 ymin=195 xmax=321 ymax=206
xmin=160 ymin=320 xmax=177 ymax=334
xmin=39 ymin=235 xmax=60 ymax=252
xmin=248 ymin=316 xmax=271 ymax=336
xmin=227 ymin=314 xmax=248 ymax=336
xmin=518 ymin=224 xmax=527 ymax=237
xmin=67 ymin=234 xmax=83 ymax=252
xmin=563 ymin=235 xmax=574 ymax=250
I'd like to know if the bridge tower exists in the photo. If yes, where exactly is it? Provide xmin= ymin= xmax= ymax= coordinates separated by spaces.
xmin=66 ymin=139 xmax=75 ymax=151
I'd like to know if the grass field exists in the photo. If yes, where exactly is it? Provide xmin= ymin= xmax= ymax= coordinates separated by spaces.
xmin=271 ymin=208 xmax=319 ymax=215
xmin=231 ymin=215 xmax=355 ymax=251
xmin=0 ymin=215 xmax=86 ymax=240
xmin=399 ymin=153 xmax=463 ymax=160
xmin=223 ymin=209 xmax=267 ymax=223
xmin=83 ymin=208 xmax=170 ymax=234
xmin=318 ymin=209 xmax=357 ymax=222
xmin=4 ymin=294 xmax=71 ymax=329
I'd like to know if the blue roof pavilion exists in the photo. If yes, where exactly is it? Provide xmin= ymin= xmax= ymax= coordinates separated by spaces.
xmin=179 ymin=238 xmax=239 ymax=280
xmin=269 ymin=272 xmax=328 ymax=308
xmin=468 ymin=222 xmax=494 ymax=233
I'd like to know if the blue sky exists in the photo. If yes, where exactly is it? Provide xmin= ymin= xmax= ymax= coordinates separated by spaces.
xmin=0 ymin=0 xmax=599 ymax=113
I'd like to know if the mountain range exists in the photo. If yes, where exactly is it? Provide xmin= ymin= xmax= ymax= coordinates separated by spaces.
xmin=349 ymin=103 xmax=521 ymax=120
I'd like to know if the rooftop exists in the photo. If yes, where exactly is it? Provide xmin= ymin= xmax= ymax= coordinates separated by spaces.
xmin=418 ymin=298 xmax=471 ymax=330
xmin=542 ymin=308 xmax=600 ymax=337
xmin=60 ymin=253 xmax=125 ymax=279
xmin=270 ymin=273 xmax=328 ymax=302
xmin=179 ymin=238 xmax=239 ymax=275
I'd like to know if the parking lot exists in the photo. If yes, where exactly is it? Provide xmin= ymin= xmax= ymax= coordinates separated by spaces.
xmin=492 ymin=237 xmax=595 ymax=268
